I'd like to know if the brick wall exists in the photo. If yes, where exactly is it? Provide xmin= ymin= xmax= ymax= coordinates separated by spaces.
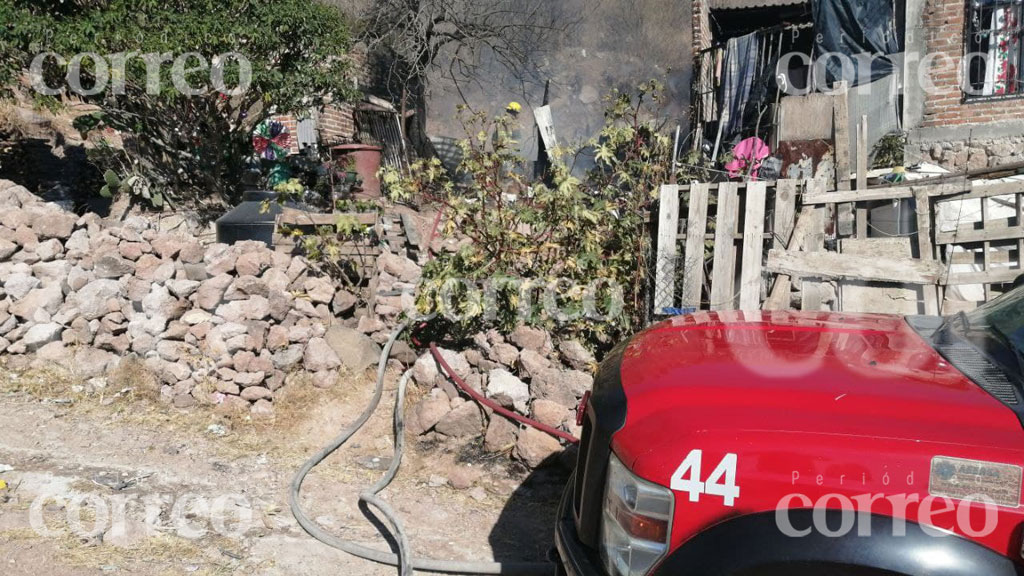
xmin=692 ymin=0 xmax=712 ymax=54
xmin=270 ymin=49 xmax=374 ymax=154
xmin=919 ymin=0 xmax=1024 ymax=129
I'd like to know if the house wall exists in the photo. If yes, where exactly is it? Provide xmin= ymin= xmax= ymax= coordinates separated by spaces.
xmin=272 ymin=49 xmax=373 ymax=155
xmin=693 ymin=0 xmax=712 ymax=53
xmin=906 ymin=0 xmax=1024 ymax=169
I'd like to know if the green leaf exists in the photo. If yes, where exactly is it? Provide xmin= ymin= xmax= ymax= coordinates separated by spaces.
xmin=103 ymin=169 xmax=120 ymax=188
xmin=99 ymin=185 xmax=112 ymax=198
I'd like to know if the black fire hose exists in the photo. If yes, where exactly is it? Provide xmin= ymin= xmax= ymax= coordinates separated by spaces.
xmin=288 ymin=319 xmax=558 ymax=575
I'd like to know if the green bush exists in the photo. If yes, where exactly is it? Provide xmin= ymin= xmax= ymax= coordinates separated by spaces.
xmin=384 ymin=81 xmax=676 ymax=350
xmin=0 ymin=0 xmax=357 ymax=208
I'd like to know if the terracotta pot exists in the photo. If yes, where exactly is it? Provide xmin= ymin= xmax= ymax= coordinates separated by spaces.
xmin=331 ymin=144 xmax=383 ymax=197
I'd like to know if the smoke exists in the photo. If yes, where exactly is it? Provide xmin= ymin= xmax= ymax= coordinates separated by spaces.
xmin=424 ymin=0 xmax=693 ymax=156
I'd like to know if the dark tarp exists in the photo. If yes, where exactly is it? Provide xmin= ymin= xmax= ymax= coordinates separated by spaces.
xmin=812 ymin=0 xmax=902 ymax=86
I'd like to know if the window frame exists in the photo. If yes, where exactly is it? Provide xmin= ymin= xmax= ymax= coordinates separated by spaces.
xmin=962 ymin=0 xmax=1024 ymax=102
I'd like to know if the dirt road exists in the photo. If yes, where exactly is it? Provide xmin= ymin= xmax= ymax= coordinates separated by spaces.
xmin=0 ymin=365 xmax=567 ymax=575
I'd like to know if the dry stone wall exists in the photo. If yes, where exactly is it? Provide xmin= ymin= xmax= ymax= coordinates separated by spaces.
xmin=0 ymin=179 xmax=386 ymax=419
xmin=0 ymin=178 xmax=595 ymax=468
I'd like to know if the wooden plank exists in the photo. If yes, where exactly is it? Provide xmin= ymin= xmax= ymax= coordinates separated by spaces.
xmin=856 ymin=115 xmax=869 ymax=238
xmin=1016 ymin=194 xmax=1024 ymax=281
xmin=763 ymin=205 xmax=816 ymax=310
xmin=800 ymin=206 xmax=827 ymax=311
xmin=833 ymin=82 xmax=853 ymax=237
xmin=681 ymin=183 xmax=710 ymax=308
xmin=913 ymin=189 xmax=940 ymax=314
xmin=802 ymin=180 xmax=997 ymax=205
xmin=838 ymin=238 xmax=919 ymax=314
xmin=935 ymin=220 xmax=1024 ymax=245
xmin=765 ymin=249 xmax=946 ymax=284
xmin=833 ymin=82 xmax=851 ymax=192
xmin=951 ymin=249 xmax=1014 ymax=265
xmin=400 ymin=212 xmax=423 ymax=250
xmin=944 ymin=268 xmax=1021 ymax=286
xmin=932 ymin=179 xmax=1024 ymax=203
xmin=654 ymin=185 xmax=681 ymax=312
xmin=982 ymin=197 xmax=993 ymax=300
xmin=710 ymin=183 xmax=740 ymax=310
xmin=772 ymin=180 xmax=797 ymax=250
xmin=278 ymin=208 xmax=378 ymax=227
xmin=739 ymin=182 xmax=767 ymax=310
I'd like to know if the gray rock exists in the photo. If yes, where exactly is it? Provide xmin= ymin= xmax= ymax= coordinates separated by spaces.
xmin=433 ymin=348 xmax=472 ymax=380
xmin=74 ymin=347 xmax=119 ymax=379
xmin=142 ymin=285 xmax=186 ymax=320
xmin=31 ymin=260 xmax=70 ymax=286
xmin=486 ymin=368 xmax=530 ymax=414
xmin=241 ymin=386 xmax=272 ymax=401
xmin=532 ymin=399 xmax=572 ymax=428
xmin=559 ymin=339 xmax=595 ymax=371
xmin=0 ymin=238 xmax=18 ymax=260
xmin=5 ymin=272 xmax=40 ymax=300
xmin=272 ymin=344 xmax=305 ymax=371
xmin=10 ymin=284 xmax=63 ymax=319
xmin=250 ymin=399 xmax=275 ymax=420
xmin=166 ymin=279 xmax=200 ymax=299
xmin=74 ymin=279 xmax=122 ymax=320
xmin=514 ymin=427 xmax=562 ymax=468
xmin=378 ymin=252 xmax=422 ymax=282
xmin=323 ymin=326 xmax=381 ymax=372
xmin=234 ymin=371 xmax=265 ymax=387
xmin=195 ymin=274 xmax=233 ymax=310
xmin=235 ymin=250 xmax=268 ymax=277
xmin=94 ymin=255 xmax=135 ymax=279
xmin=34 ymin=238 xmax=64 ymax=261
xmin=484 ymin=416 xmax=519 ymax=452
xmin=510 ymin=325 xmax=551 ymax=352
xmin=435 ymin=402 xmax=483 ymax=438
xmin=518 ymin=349 xmax=552 ymax=379
xmin=436 ymin=401 xmax=483 ymax=436
xmin=181 ymin=309 xmax=213 ymax=325
xmin=332 ymin=289 xmax=358 ymax=315
xmin=233 ymin=275 xmax=269 ymax=297
xmin=531 ymin=368 xmax=589 ymax=406
xmin=64 ymin=229 xmax=91 ymax=258
xmin=32 ymin=211 xmax=76 ymax=240
xmin=407 ymin=391 xmax=451 ymax=435
xmin=488 ymin=342 xmax=519 ymax=366
xmin=412 ymin=353 xmax=438 ymax=386
xmin=303 ymin=337 xmax=342 ymax=372
xmin=22 ymin=322 xmax=63 ymax=351
xmin=303 ymin=277 xmax=335 ymax=304
xmin=65 ymin=266 xmax=92 ymax=292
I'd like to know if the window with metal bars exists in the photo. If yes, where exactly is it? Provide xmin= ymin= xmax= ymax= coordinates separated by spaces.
xmin=965 ymin=0 xmax=1024 ymax=98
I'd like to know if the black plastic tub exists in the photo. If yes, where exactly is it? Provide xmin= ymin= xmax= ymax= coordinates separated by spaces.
xmin=215 ymin=190 xmax=291 ymax=246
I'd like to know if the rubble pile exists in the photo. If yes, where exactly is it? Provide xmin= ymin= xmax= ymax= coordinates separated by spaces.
xmin=0 ymin=180 xmax=384 ymax=418
xmin=0 ymin=179 xmax=591 ymax=467
xmin=406 ymin=325 xmax=595 ymax=468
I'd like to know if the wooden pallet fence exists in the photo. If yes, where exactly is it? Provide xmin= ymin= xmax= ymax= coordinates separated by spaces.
xmin=654 ymin=179 xmax=805 ymax=313
xmin=656 ymin=174 xmax=1024 ymax=316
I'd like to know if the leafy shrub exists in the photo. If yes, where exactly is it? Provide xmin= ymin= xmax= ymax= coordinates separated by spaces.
xmin=384 ymin=81 xmax=676 ymax=349
xmin=0 ymin=0 xmax=357 ymax=209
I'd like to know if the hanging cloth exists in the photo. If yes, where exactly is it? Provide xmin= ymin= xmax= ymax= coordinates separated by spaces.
xmin=719 ymin=31 xmax=760 ymax=140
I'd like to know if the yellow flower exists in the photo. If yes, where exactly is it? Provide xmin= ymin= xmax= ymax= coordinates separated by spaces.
xmin=506 ymin=101 xmax=522 ymax=114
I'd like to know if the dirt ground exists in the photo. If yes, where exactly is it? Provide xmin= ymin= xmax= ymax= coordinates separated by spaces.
xmin=0 ymin=363 xmax=569 ymax=576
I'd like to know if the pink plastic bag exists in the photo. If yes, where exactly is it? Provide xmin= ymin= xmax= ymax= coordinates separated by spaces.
xmin=725 ymin=137 xmax=770 ymax=180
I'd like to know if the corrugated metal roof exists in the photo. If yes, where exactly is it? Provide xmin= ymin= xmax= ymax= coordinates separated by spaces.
xmin=710 ymin=0 xmax=807 ymax=10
